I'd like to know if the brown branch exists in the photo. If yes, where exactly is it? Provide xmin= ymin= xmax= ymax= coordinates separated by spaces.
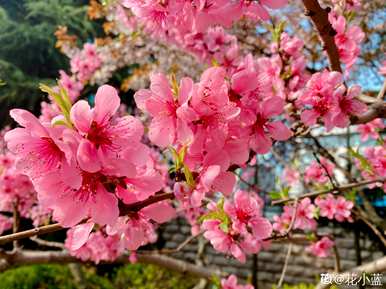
xmin=332 ymin=244 xmax=341 ymax=273
xmin=350 ymin=101 xmax=386 ymax=124
xmin=315 ymin=256 xmax=386 ymax=289
xmin=0 ymin=192 xmax=175 ymax=246
xmin=302 ymin=0 xmax=342 ymax=72
xmin=272 ymin=178 xmax=385 ymax=205
xmin=118 ymin=192 xmax=174 ymax=215
xmin=0 ymin=250 xmax=225 ymax=279
xmin=0 ymin=224 xmax=63 ymax=246
xmin=355 ymin=213 xmax=386 ymax=248
xmin=12 ymin=199 xmax=20 ymax=250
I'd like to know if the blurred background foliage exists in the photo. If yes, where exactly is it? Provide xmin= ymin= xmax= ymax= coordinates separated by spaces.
xmin=0 ymin=263 xmax=199 ymax=289
xmin=0 ymin=0 xmax=101 ymax=124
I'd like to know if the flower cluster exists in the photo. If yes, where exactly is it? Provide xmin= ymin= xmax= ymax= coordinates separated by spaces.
xmin=356 ymin=119 xmax=385 ymax=142
xmin=315 ymin=194 xmax=354 ymax=222
xmin=304 ymin=157 xmax=336 ymax=185
xmin=122 ymin=0 xmax=287 ymax=36
xmin=70 ymin=43 xmax=102 ymax=83
xmin=5 ymin=85 xmax=169 ymax=230
xmin=297 ymin=71 xmax=367 ymax=131
xmin=0 ymin=129 xmax=50 ymax=231
xmin=328 ymin=12 xmax=364 ymax=70
xmin=273 ymin=194 xmax=354 ymax=235
xmin=356 ymin=145 xmax=386 ymax=190
xmin=201 ymin=191 xmax=272 ymax=263
xmin=120 ymin=0 xmax=287 ymax=65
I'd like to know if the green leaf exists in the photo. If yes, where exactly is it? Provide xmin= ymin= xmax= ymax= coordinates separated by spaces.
xmin=306 ymin=232 xmax=317 ymax=242
xmin=269 ymin=191 xmax=282 ymax=200
xmin=198 ymin=198 xmax=230 ymax=227
xmin=211 ymin=58 xmax=219 ymax=67
xmin=219 ymin=222 xmax=229 ymax=233
xmin=210 ymin=275 xmax=221 ymax=289
xmin=272 ymin=20 xmax=286 ymax=43
xmin=39 ymin=83 xmax=73 ymax=128
xmin=269 ymin=187 xmax=289 ymax=200
xmin=169 ymin=147 xmax=180 ymax=169
xmin=178 ymin=146 xmax=187 ymax=164
xmin=348 ymin=148 xmax=373 ymax=174
xmin=183 ymin=164 xmax=195 ymax=188
xmin=376 ymin=137 xmax=384 ymax=146
xmin=344 ymin=189 xmax=357 ymax=202
xmin=313 ymin=207 xmax=320 ymax=219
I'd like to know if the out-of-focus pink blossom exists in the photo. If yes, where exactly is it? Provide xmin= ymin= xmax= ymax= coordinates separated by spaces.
xmin=307 ymin=237 xmax=334 ymax=258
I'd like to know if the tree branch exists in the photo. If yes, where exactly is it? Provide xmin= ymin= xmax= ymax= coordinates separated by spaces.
xmin=0 ymin=192 xmax=175 ymax=246
xmin=302 ymin=0 xmax=342 ymax=72
xmin=272 ymin=178 xmax=385 ymax=205
xmin=0 ymin=250 xmax=224 ymax=279
xmin=350 ymin=101 xmax=386 ymax=124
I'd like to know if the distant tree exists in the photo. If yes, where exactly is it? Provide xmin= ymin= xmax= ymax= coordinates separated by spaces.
xmin=0 ymin=0 xmax=99 ymax=125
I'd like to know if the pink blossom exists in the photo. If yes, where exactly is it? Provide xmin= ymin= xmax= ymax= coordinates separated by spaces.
xmin=247 ymin=97 xmax=292 ymax=154
xmin=328 ymin=12 xmax=364 ymax=70
xmin=379 ymin=60 xmax=386 ymax=76
xmin=331 ymin=85 xmax=367 ymax=128
xmin=307 ymin=237 xmax=334 ymax=258
xmin=334 ymin=196 xmax=353 ymax=222
xmin=59 ymin=70 xmax=83 ymax=102
xmin=273 ymin=198 xmax=316 ymax=232
xmin=70 ymin=43 xmax=101 ymax=83
xmin=282 ymin=167 xmax=300 ymax=186
xmin=65 ymin=228 xmax=124 ymax=264
xmin=356 ymin=119 xmax=385 ymax=141
xmin=202 ymin=192 xmax=272 ymax=262
xmin=241 ymin=0 xmax=288 ymax=21
xmin=315 ymin=194 xmax=353 ymax=222
xmin=5 ymin=109 xmax=67 ymax=179
xmin=304 ymin=158 xmax=335 ymax=185
xmin=71 ymin=85 xmax=144 ymax=174
xmin=221 ymin=275 xmax=254 ymax=289
xmin=134 ymin=73 xmax=197 ymax=147
xmin=298 ymin=71 xmax=342 ymax=131
xmin=293 ymin=198 xmax=317 ymax=231
xmin=315 ymin=194 xmax=336 ymax=220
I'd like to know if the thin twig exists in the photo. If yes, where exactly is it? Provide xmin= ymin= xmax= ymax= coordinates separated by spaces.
xmin=272 ymin=178 xmax=384 ymax=205
xmin=264 ymin=198 xmax=299 ymax=241
xmin=355 ymin=213 xmax=386 ymax=248
xmin=159 ymin=233 xmax=201 ymax=254
xmin=312 ymin=152 xmax=338 ymax=188
xmin=333 ymin=243 xmax=341 ymax=273
xmin=12 ymin=199 xmax=20 ymax=250
xmin=277 ymin=243 xmax=293 ymax=288
xmin=30 ymin=237 xmax=65 ymax=249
